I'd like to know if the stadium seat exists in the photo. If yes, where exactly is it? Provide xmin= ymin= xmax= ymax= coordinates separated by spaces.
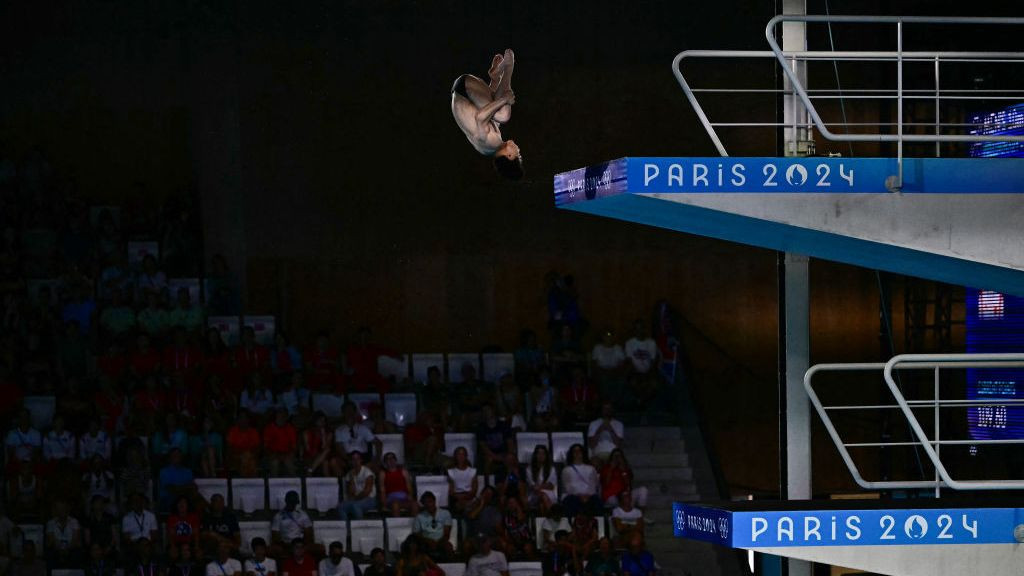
xmin=22 ymin=396 xmax=55 ymax=430
xmin=443 ymin=432 xmax=476 ymax=466
xmin=411 ymin=353 xmax=445 ymax=385
xmin=268 ymin=477 xmax=303 ymax=511
xmin=347 ymin=393 xmax=379 ymax=421
xmin=384 ymin=393 xmax=417 ymax=428
xmin=414 ymin=475 xmax=450 ymax=509
xmin=515 ymin=432 xmax=550 ymax=463
xmin=377 ymin=434 xmax=406 ymax=465
xmin=446 ymin=353 xmax=480 ymax=379
xmin=384 ymin=517 xmax=415 ymax=553
xmin=439 ymin=564 xmax=466 ymax=576
xmin=378 ymin=355 xmax=410 ymax=384
xmin=550 ymin=432 xmax=584 ymax=464
xmin=231 ymin=478 xmax=267 ymax=514
xmin=194 ymin=478 xmax=229 ymax=505
xmin=481 ymin=353 xmax=515 ymax=384
xmin=313 ymin=520 xmax=349 ymax=552
xmin=348 ymin=519 xmax=385 ymax=555
xmin=508 ymin=562 xmax=543 ymax=576
xmin=238 ymin=521 xmax=271 ymax=556
xmin=312 ymin=393 xmax=345 ymax=420
xmin=305 ymin=477 xmax=341 ymax=515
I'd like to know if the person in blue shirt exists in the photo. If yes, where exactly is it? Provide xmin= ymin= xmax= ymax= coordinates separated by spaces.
xmin=619 ymin=534 xmax=656 ymax=576
xmin=158 ymin=448 xmax=194 ymax=513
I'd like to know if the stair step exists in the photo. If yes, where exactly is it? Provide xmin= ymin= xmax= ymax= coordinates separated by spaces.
xmin=626 ymin=427 xmax=683 ymax=441
xmin=634 ymin=466 xmax=694 ymax=482
xmin=628 ymin=452 xmax=690 ymax=468
xmin=623 ymin=438 xmax=688 ymax=454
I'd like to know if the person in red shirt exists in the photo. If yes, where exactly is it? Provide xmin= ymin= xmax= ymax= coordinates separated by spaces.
xmin=94 ymin=377 xmax=125 ymax=434
xmin=163 ymin=326 xmax=203 ymax=389
xmin=302 ymin=411 xmax=334 ymax=477
xmin=226 ymin=411 xmax=261 ymax=477
xmin=203 ymin=327 xmax=237 ymax=393
xmin=234 ymin=326 xmax=270 ymax=383
xmin=304 ymin=331 xmax=341 ymax=392
xmin=167 ymin=495 xmax=201 ymax=551
xmin=132 ymin=375 xmax=166 ymax=434
xmin=129 ymin=333 xmax=162 ymax=378
xmin=96 ymin=341 xmax=128 ymax=384
xmin=560 ymin=366 xmax=599 ymax=423
xmin=344 ymin=326 xmax=399 ymax=394
xmin=281 ymin=538 xmax=317 ymax=576
xmin=263 ymin=407 xmax=298 ymax=476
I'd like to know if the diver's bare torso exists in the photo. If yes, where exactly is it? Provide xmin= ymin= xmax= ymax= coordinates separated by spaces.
xmin=451 ymin=89 xmax=506 ymax=156
xmin=450 ymin=50 xmax=518 ymax=159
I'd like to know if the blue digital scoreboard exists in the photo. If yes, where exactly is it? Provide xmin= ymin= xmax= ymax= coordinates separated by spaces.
xmin=970 ymin=103 xmax=1024 ymax=159
xmin=967 ymin=289 xmax=1024 ymax=440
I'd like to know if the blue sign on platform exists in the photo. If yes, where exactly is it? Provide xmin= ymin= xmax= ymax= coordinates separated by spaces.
xmin=674 ymin=503 xmax=1024 ymax=548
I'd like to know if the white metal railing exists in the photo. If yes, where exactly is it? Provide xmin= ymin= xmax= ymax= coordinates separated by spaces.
xmin=804 ymin=353 xmax=1024 ymax=493
xmin=673 ymin=15 xmax=1024 ymax=184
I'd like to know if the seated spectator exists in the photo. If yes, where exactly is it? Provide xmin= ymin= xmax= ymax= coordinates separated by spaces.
xmin=201 ymin=374 xmax=238 ymax=428
xmin=136 ymin=290 xmax=169 ymax=340
xmin=477 ymin=403 xmax=514 ymax=475
xmin=584 ymin=537 xmax=619 ymax=576
xmin=620 ymin=534 xmax=656 ymax=576
xmin=45 ymin=499 xmax=83 ymax=567
xmin=569 ymin=513 xmax=600 ymax=566
xmin=167 ymin=373 xmax=200 ymax=423
xmin=526 ymin=444 xmax=557 ymax=515
xmin=318 ymin=540 xmax=356 ymax=576
xmin=333 ymin=401 xmax=380 ymax=472
xmin=466 ymin=534 xmax=509 ymax=576
xmin=447 ymin=446 xmax=479 ymax=516
xmin=169 ymin=542 xmax=199 ymax=576
xmin=85 ymin=541 xmax=115 ymax=576
xmin=99 ymin=287 xmax=136 ymax=339
xmin=164 ymin=326 xmax=204 ymax=391
xmin=550 ymin=323 xmax=585 ymax=374
xmin=93 ymin=377 xmax=125 ymax=434
xmin=590 ymin=329 xmax=626 ymax=404
xmin=117 ymin=441 xmax=152 ymax=510
xmin=513 ymin=329 xmax=545 ymax=388
xmin=497 ymin=497 xmax=534 ymax=559
xmin=239 ymin=373 xmax=275 ymax=422
xmin=129 ymin=333 xmax=162 ymax=379
xmin=9 ymin=462 xmax=43 ymax=519
xmin=243 ymin=537 xmax=277 ymax=576
xmin=121 ymin=492 xmax=159 ymax=545
xmin=560 ymin=444 xmax=601 ymax=518
xmin=57 ymin=320 xmax=90 ymax=381
xmin=561 ymin=366 xmax=599 ymax=424
xmin=379 ymin=451 xmax=417 ymax=517
xmin=82 ymin=454 xmax=116 ymax=507
xmin=587 ymin=401 xmax=624 ymax=467
xmin=418 ymin=366 xmax=449 ymax=427
xmin=43 ymin=413 xmax=76 ymax=464
xmin=191 ymin=415 xmax=224 ymax=478
xmin=168 ymin=495 xmax=201 ymax=553
xmin=339 ymin=451 xmax=377 ymax=520
xmin=345 ymin=326 xmax=399 ymax=394
xmin=61 ymin=281 xmax=97 ymax=335
xmin=10 ymin=539 xmax=46 ymax=576
xmin=301 ymin=411 xmax=333 ymax=477
xmin=403 ymin=410 xmax=443 ymax=469
xmin=270 ymin=491 xmax=313 ymax=556
xmin=280 ymin=538 xmax=317 ymax=576
xmin=263 ymin=407 xmax=298 ymax=477
xmin=200 ymin=493 xmax=241 ymax=556
xmin=78 ymin=417 xmax=112 ymax=464
xmin=153 ymin=412 xmax=190 ymax=460
xmin=413 ymin=492 xmax=454 ymax=560
xmin=131 ymin=375 xmax=166 ymax=433
xmin=366 ymin=402 xmax=397 ymax=435
xmin=83 ymin=494 xmax=119 ymax=557
xmin=304 ymin=331 xmax=340 ymax=392
xmin=396 ymin=535 xmax=440 ymax=576
xmin=203 ymin=328 xmax=236 ymax=393
xmin=611 ymin=491 xmax=644 ymax=549
xmin=544 ymin=530 xmax=574 ymax=576
xmin=271 ymin=330 xmax=302 ymax=382
xmin=456 ymin=362 xmax=492 ymax=431
xmin=136 ymin=254 xmax=168 ymax=299
xmin=234 ymin=326 xmax=270 ymax=383
xmin=362 ymin=547 xmax=396 ymax=576
xmin=207 ymin=541 xmax=243 ymax=576
xmin=278 ymin=372 xmax=312 ymax=423
xmin=466 ymin=486 xmax=502 ymax=541
xmin=600 ymin=449 xmax=647 ymax=509
xmin=167 ymin=286 xmax=205 ymax=336
xmin=494 ymin=452 xmax=526 ymax=507
xmin=5 ymin=408 xmax=42 ymax=467
xmin=527 ymin=368 xmax=560 ymax=432
xmin=158 ymin=448 xmax=195 ymax=513
xmin=226 ymin=411 xmax=261 ymax=477
xmin=624 ymin=322 xmax=660 ymax=410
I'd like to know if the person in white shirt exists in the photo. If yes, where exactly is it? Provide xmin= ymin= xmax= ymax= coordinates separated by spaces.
xmin=121 ymin=493 xmax=159 ymax=544
xmin=207 ymin=541 xmax=243 ymax=576
xmin=244 ymin=537 xmax=278 ymax=576
xmin=465 ymin=534 xmax=509 ymax=576
xmin=318 ymin=541 xmax=356 ymax=576
xmin=45 ymin=500 xmax=82 ymax=566
xmin=5 ymin=409 xmax=42 ymax=465
xmin=77 ymin=419 xmax=112 ymax=463
xmin=559 ymin=444 xmax=601 ymax=519
xmin=43 ymin=415 xmax=76 ymax=462
xmin=271 ymin=491 xmax=314 ymax=554
xmin=586 ymin=401 xmax=624 ymax=467
xmin=333 ymin=401 xmax=381 ymax=470
xmin=590 ymin=329 xmax=627 ymax=402
xmin=339 ymin=451 xmax=377 ymax=520
xmin=623 ymin=320 xmax=659 ymax=375
xmin=610 ymin=491 xmax=645 ymax=549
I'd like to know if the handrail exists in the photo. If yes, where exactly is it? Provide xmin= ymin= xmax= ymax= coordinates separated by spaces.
xmin=805 ymin=354 xmax=1024 ymax=492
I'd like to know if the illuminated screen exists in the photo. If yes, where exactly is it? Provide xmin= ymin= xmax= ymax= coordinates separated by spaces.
xmin=969 ymin=103 xmax=1024 ymax=158
xmin=966 ymin=289 xmax=1024 ymax=439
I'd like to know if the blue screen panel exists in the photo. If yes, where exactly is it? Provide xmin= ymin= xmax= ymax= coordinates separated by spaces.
xmin=966 ymin=289 xmax=1024 ymax=440
xmin=969 ymin=103 xmax=1024 ymax=158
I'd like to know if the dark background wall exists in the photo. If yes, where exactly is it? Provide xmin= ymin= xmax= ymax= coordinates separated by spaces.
xmin=2 ymin=0 xmax=1003 ymax=495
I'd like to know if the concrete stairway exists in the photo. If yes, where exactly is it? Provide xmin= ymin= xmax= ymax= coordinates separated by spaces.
xmin=624 ymin=426 xmax=743 ymax=576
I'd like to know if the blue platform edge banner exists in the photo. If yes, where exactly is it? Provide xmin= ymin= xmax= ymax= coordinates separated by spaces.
xmin=674 ymin=503 xmax=1024 ymax=548
xmin=554 ymin=157 xmax=1024 ymax=203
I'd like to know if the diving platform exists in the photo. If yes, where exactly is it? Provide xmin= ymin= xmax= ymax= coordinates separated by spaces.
xmin=553 ymin=156 xmax=1024 ymax=296
xmin=674 ymin=499 xmax=1024 ymax=576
